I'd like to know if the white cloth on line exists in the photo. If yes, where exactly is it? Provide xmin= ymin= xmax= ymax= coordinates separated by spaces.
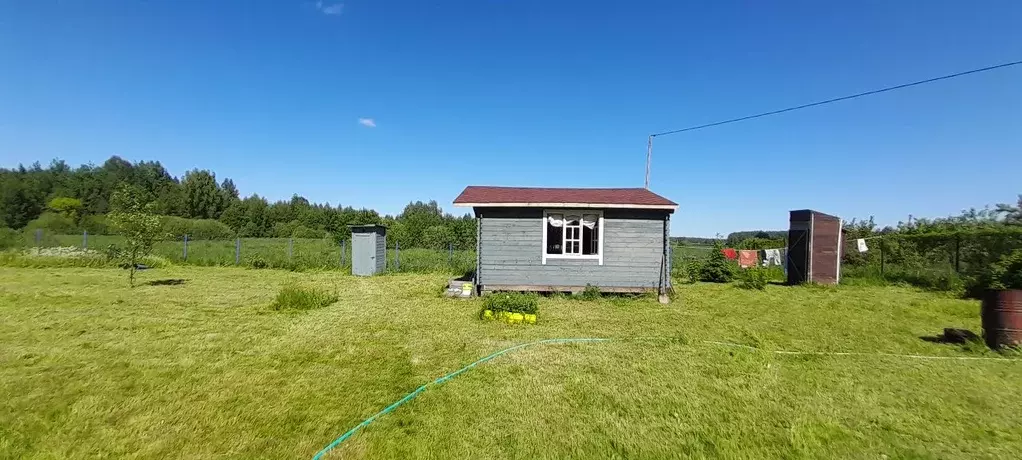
xmin=763 ymin=248 xmax=783 ymax=267
xmin=548 ymin=213 xmax=598 ymax=229
xmin=857 ymin=238 xmax=868 ymax=253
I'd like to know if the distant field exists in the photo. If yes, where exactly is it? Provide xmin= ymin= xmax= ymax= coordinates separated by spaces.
xmin=2 ymin=266 xmax=1019 ymax=459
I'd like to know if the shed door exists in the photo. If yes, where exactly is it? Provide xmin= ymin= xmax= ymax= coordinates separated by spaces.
xmin=787 ymin=229 xmax=809 ymax=285
xmin=353 ymin=232 xmax=377 ymax=276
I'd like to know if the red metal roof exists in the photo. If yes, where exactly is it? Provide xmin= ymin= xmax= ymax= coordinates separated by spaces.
xmin=453 ymin=186 xmax=677 ymax=208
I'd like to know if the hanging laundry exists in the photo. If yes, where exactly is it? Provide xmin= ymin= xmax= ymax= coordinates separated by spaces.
xmin=857 ymin=238 xmax=869 ymax=253
xmin=738 ymin=250 xmax=759 ymax=268
xmin=722 ymin=248 xmax=738 ymax=260
xmin=763 ymin=248 xmax=783 ymax=267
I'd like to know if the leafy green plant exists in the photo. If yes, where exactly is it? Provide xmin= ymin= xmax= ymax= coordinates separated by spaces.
xmin=481 ymin=292 xmax=539 ymax=315
xmin=269 ymin=282 xmax=338 ymax=311
xmin=0 ymin=227 xmax=20 ymax=250
xmin=24 ymin=212 xmax=77 ymax=235
xmin=989 ymin=249 xmax=1022 ymax=290
xmin=698 ymin=242 xmax=736 ymax=283
xmin=737 ymin=266 xmax=769 ymax=290
xmin=161 ymin=216 xmax=235 ymax=240
xmin=246 ymin=256 xmax=269 ymax=269
xmin=685 ymin=259 xmax=703 ymax=283
xmin=579 ymin=284 xmax=601 ymax=301
xmin=108 ymin=185 xmax=165 ymax=287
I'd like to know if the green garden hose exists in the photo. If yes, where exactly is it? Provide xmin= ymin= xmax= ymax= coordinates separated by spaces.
xmin=311 ymin=337 xmax=1014 ymax=459
xmin=310 ymin=338 xmax=610 ymax=460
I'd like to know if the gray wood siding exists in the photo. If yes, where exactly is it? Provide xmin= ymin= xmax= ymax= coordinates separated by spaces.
xmin=477 ymin=208 xmax=667 ymax=288
xmin=376 ymin=233 xmax=387 ymax=272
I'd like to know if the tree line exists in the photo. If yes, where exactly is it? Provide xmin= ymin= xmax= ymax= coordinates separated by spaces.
xmin=0 ymin=157 xmax=477 ymax=249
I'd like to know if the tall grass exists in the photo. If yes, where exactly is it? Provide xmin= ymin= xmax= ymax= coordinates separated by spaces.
xmin=269 ymin=282 xmax=339 ymax=311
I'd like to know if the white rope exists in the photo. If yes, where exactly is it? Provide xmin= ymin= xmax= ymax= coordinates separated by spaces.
xmin=704 ymin=340 xmax=1015 ymax=362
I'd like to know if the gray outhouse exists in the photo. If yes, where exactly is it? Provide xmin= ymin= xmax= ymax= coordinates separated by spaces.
xmin=350 ymin=225 xmax=387 ymax=276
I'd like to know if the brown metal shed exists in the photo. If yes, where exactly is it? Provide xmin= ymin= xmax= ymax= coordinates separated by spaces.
xmin=786 ymin=210 xmax=842 ymax=285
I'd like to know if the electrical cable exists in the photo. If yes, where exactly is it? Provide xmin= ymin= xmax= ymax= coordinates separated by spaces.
xmin=650 ymin=60 xmax=1022 ymax=138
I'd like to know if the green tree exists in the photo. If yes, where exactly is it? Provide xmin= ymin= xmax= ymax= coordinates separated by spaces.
xmin=108 ymin=184 xmax=164 ymax=287
xmin=0 ymin=172 xmax=42 ymax=229
xmin=421 ymin=224 xmax=454 ymax=249
xmin=47 ymin=197 xmax=83 ymax=222
xmin=182 ymin=169 xmax=224 ymax=219
xmin=221 ymin=178 xmax=240 ymax=203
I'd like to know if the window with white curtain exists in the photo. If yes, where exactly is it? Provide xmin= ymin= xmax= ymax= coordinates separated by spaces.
xmin=544 ymin=210 xmax=603 ymax=264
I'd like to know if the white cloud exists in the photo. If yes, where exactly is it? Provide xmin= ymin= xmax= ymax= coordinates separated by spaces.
xmin=358 ymin=118 xmax=376 ymax=128
xmin=315 ymin=1 xmax=344 ymax=15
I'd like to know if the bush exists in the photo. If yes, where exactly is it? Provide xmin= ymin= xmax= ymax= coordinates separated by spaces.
xmin=269 ymin=282 xmax=339 ymax=311
xmin=579 ymin=284 xmax=601 ymax=301
xmin=162 ymin=216 xmax=235 ymax=240
xmin=685 ymin=259 xmax=703 ymax=283
xmin=80 ymin=215 xmax=109 ymax=235
xmin=291 ymin=225 xmax=327 ymax=239
xmin=0 ymin=227 xmax=20 ymax=250
xmin=699 ymin=243 xmax=736 ymax=283
xmin=24 ymin=212 xmax=76 ymax=234
xmin=246 ymin=256 xmax=269 ymax=269
xmin=737 ymin=266 xmax=769 ymax=290
xmin=990 ymin=249 xmax=1022 ymax=290
xmin=482 ymin=292 xmax=539 ymax=315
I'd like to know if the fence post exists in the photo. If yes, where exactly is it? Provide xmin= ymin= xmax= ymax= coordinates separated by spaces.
xmin=879 ymin=237 xmax=885 ymax=278
xmin=183 ymin=235 xmax=189 ymax=261
xmin=288 ymin=238 xmax=293 ymax=261
xmin=35 ymin=229 xmax=42 ymax=246
xmin=83 ymin=230 xmax=88 ymax=250
xmin=235 ymin=238 xmax=241 ymax=265
xmin=954 ymin=233 xmax=961 ymax=273
xmin=395 ymin=242 xmax=400 ymax=271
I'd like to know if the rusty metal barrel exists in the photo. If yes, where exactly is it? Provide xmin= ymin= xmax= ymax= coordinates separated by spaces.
xmin=981 ymin=289 xmax=1022 ymax=349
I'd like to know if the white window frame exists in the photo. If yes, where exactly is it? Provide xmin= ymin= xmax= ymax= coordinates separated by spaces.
xmin=541 ymin=209 xmax=604 ymax=265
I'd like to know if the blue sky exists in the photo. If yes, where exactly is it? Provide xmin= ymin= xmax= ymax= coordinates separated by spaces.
xmin=1 ymin=1 xmax=1020 ymax=236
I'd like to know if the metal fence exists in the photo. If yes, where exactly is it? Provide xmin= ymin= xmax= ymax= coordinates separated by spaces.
xmin=672 ymin=229 xmax=1022 ymax=284
xmin=841 ymin=230 xmax=1022 ymax=281
xmin=21 ymin=230 xmax=475 ymax=274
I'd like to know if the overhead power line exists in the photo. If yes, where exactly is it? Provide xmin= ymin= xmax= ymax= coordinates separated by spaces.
xmin=650 ymin=59 xmax=1022 ymax=138
xmin=643 ymin=59 xmax=1022 ymax=188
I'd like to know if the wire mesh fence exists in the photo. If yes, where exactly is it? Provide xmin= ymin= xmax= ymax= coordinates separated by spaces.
xmin=13 ymin=230 xmax=476 ymax=275
xmin=672 ymin=228 xmax=1022 ymax=291
xmin=841 ymin=229 xmax=1022 ymax=289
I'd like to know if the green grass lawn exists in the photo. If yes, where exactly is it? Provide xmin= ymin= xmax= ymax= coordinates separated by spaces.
xmin=2 ymin=267 xmax=1020 ymax=459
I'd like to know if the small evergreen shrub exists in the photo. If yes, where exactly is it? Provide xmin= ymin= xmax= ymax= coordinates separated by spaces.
xmin=579 ymin=284 xmax=601 ymax=301
xmin=685 ymin=259 xmax=703 ymax=283
xmin=699 ymin=243 xmax=736 ymax=283
xmin=270 ymin=282 xmax=338 ymax=311
xmin=737 ymin=266 xmax=769 ymax=290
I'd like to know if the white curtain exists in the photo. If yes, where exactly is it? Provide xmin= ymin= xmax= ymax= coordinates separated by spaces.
xmin=548 ymin=213 xmax=598 ymax=228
